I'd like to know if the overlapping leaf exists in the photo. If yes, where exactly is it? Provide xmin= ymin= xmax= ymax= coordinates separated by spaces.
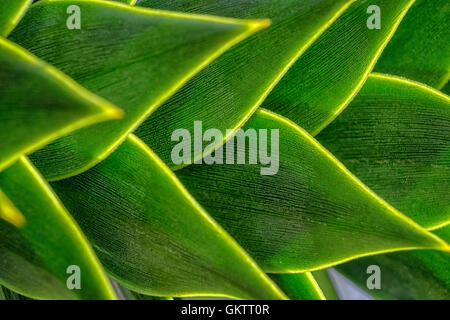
xmin=0 ymin=157 xmax=116 ymax=299
xmin=336 ymin=225 xmax=450 ymax=300
xmin=374 ymin=0 xmax=450 ymax=90
xmin=0 ymin=37 xmax=122 ymax=173
xmin=317 ymin=73 xmax=450 ymax=230
xmin=269 ymin=273 xmax=325 ymax=300
xmin=135 ymin=0 xmax=354 ymax=165
xmin=175 ymin=109 xmax=448 ymax=273
xmin=0 ymin=0 xmax=32 ymax=36
xmin=311 ymin=270 xmax=339 ymax=300
xmin=261 ymin=0 xmax=415 ymax=135
xmin=10 ymin=0 xmax=267 ymax=180
xmin=51 ymin=135 xmax=287 ymax=299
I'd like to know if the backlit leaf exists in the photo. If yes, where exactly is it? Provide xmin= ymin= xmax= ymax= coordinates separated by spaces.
xmin=0 ymin=0 xmax=32 ymax=36
xmin=317 ymin=73 xmax=450 ymax=230
xmin=135 ymin=0 xmax=354 ymax=165
xmin=175 ymin=109 xmax=448 ymax=272
xmin=0 ymin=37 xmax=122 ymax=172
xmin=51 ymin=135 xmax=287 ymax=300
xmin=11 ymin=0 xmax=267 ymax=180
xmin=261 ymin=0 xmax=415 ymax=135
xmin=269 ymin=273 xmax=325 ymax=300
xmin=374 ymin=0 xmax=450 ymax=89
xmin=336 ymin=225 xmax=450 ymax=300
xmin=0 ymin=157 xmax=116 ymax=299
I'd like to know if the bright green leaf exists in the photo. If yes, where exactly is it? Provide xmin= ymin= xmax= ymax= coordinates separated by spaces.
xmin=0 ymin=0 xmax=32 ymax=36
xmin=175 ymin=109 xmax=449 ymax=273
xmin=0 ymin=157 xmax=116 ymax=300
xmin=269 ymin=273 xmax=325 ymax=300
xmin=0 ymin=37 xmax=122 ymax=173
xmin=135 ymin=0 xmax=354 ymax=165
xmin=317 ymin=73 xmax=450 ymax=230
xmin=336 ymin=225 xmax=450 ymax=300
xmin=312 ymin=270 xmax=339 ymax=300
xmin=374 ymin=0 xmax=450 ymax=89
xmin=11 ymin=0 xmax=267 ymax=180
xmin=0 ymin=189 xmax=25 ymax=228
xmin=261 ymin=0 xmax=415 ymax=135
xmin=50 ymin=135 xmax=287 ymax=300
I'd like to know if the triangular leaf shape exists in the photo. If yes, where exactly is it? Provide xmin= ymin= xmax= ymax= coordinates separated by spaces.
xmin=0 ymin=157 xmax=116 ymax=300
xmin=51 ymin=135 xmax=287 ymax=300
xmin=0 ymin=37 xmax=122 ymax=173
xmin=317 ymin=73 xmax=450 ymax=230
xmin=269 ymin=273 xmax=325 ymax=300
xmin=0 ymin=189 xmax=25 ymax=228
xmin=10 ymin=0 xmax=268 ymax=180
xmin=135 ymin=0 xmax=354 ymax=165
xmin=175 ymin=109 xmax=448 ymax=273
xmin=336 ymin=225 xmax=450 ymax=300
xmin=261 ymin=0 xmax=415 ymax=135
xmin=374 ymin=0 xmax=450 ymax=89
xmin=0 ymin=0 xmax=32 ymax=36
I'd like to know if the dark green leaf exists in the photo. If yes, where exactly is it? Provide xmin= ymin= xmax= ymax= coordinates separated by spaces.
xmin=176 ymin=109 xmax=449 ymax=272
xmin=135 ymin=0 xmax=354 ymax=165
xmin=317 ymin=73 xmax=450 ymax=230
xmin=374 ymin=0 xmax=450 ymax=89
xmin=269 ymin=273 xmax=325 ymax=300
xmin=0 ymin=157 xmax=116 ymax=299
xmin=336 ymin=225 xmax=450 ymax=300
xmin=51 ymin=135 xmax=287 ymax=299
xmin=11 ymin=0 xmax=267 ymax=180
xmin=262 ymin=0 xmax=415 ymax=135
xmin=0 ymin=37 xmax=122 ymax=172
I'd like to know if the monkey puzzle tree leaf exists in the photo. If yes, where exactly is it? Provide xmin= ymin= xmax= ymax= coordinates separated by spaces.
xmin=175 ymin=109 xmax=448 ymax=273
xmin=311 ymin=270 xmax=339 ymax=300
xmin=50 ymin=135 xmax=287 ymax=300
xmin=336 ymin=225 xmax=450 ymax=300
xmin=0 ymin=157 xmax=116 ymax=300
xmin=0 ymin=189 xmax=25 ymax=228
xmin=261 ymin=0 xmax=415 ymax=135
xmin=135 ymin=0 xmax=354 ymax=165
xmin=10 ymin=0 xmax=267 ymax=180
xmin=317 ymin=73 xmax=450 ymax=230
xmin=0 ymin=285 xmax=31 ymax=300
xmin=374 ymin=0 xmax=450 ymax=89
xmin=269 ymin=273 xmax=325 ymax=300
xmin=0 ymin=37 xmax=122 ymax=173
xmin=0 ymin=0 xmax=32 ymax=36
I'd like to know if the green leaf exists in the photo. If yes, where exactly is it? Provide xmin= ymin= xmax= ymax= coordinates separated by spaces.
xmin=317 ymin=73 xmax=450 ymax=230
xmin=0 ymin=285 xmax=31 ymax=300
xmin=0 ymin=157 xmax=116 ymax=300
xmin=336 ymin=225 xmax=450 ymax=300
xmin=0 ymin=37 xmax=122 ymax=173
xmin=175 ymin=108 xmax=449 ymax=273
xmin=311 ymin=270 xmax=339 ymax=300
xmin=0 ymin=0 xmax=32 ymax=36
xmin=135 ymin=0 xmax=355 ymax=165
xmin=261 ymin=0 xmax=415 ymax=135
xmin=11 ymin=0 xmax=267 ymax=181
xmin=0 ymin=189 xmax=25 ymax=228
xmin=269 ymin=273 xmax=325 ymax=300
xmin=374 ymin=0 xmax=450 ymax=90
xmin=50 ymin=135 xmax=287 ymax=300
